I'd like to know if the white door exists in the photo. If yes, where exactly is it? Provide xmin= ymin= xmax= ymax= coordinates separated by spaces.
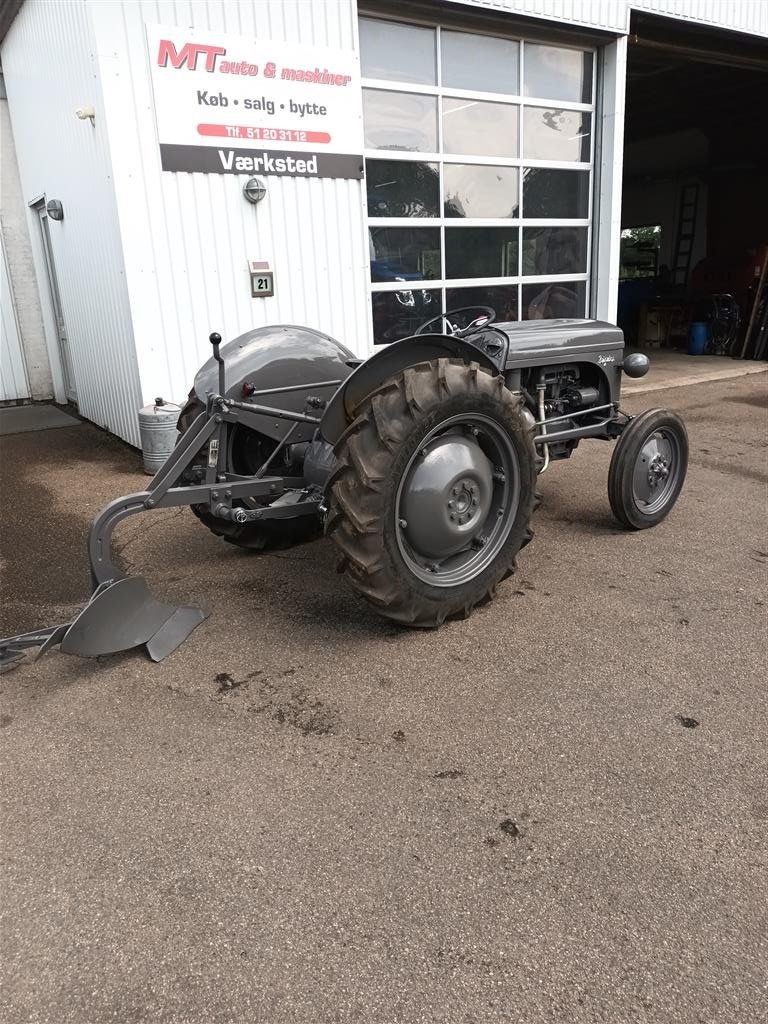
xmin=34 ymin=201 xmax=77 ymax=402
xmin=0 ymin=230 xmax=31 ymax=402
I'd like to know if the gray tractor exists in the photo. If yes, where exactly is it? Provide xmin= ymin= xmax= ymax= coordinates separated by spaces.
xmin=1 ymin=308 xmax=688 ymax=668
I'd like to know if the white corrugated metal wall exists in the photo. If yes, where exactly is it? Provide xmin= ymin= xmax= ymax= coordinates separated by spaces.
xmin=447 ymin=0 xmax=768 ymax=37
xmin=0 ymin=81 xmax=30 ymax=403
xmin=0 ymin=0 xmax=143 ymax=444
xmin=89 ymin=0 xmax=369 ymax=414
xmin=446 ymin=0 xmax=629 ymax=33
xmin=0 ymin=230 xmax=30 ymax=402
xmin=1 ymin=87 xmax=53 ymax=403
xmin=632 ymin=0 xmax=768 ymax=36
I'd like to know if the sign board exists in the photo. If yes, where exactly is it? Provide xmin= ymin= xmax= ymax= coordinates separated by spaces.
xmin=146 ymin=24 xmax=364 ymax=180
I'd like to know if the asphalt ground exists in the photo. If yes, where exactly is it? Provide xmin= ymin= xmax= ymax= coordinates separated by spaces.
xmin=1 ymin=373 xmax=767 ymax=1024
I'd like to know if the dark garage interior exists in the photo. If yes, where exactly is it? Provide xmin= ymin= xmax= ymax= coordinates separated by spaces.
xmin=619 ymin=12 xmax=768 ymax=360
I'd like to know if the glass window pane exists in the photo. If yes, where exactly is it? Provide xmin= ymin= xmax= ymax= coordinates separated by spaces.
xmin=444 ymin=165 xmax=519 ymax=218
xmin=359 ymin=18 xmax=436 ymax=85
xmin=620 ymin=226 xmax=661 ymax=280
xmin=523 ymin=108 xmax=591 ymax=162
xmin=522 ymin=226 xmax=588 ymax=276
xmin=442 ymin=97 xmax=518 ymax=158
xmin=366 ymin=160 xmax=439 ymax=218
xmin=522 ymin=281 xmax=586 ymax=319
xmin=523 ymin=44 xmax=593 ymax=103
xmin=441 ymin=31 xmax=519 ymax=95
xmin=372 ymin=288 xmax=442 ymax=345
xmin=363 ymin=90 xmax=438 ymax=152
xmin=445 ymin=227 xmax=519 ymax=279
xmin=446 ymin=284 xmax=519 ymax=323
xmin=522 ymin=168 xmax=589 ymax=218
xmin=369 ymin=227 xmax=441 ymax=282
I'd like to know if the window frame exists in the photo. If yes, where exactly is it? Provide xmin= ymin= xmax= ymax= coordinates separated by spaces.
xmin=361 ymin=15 xmax=598 ymax=338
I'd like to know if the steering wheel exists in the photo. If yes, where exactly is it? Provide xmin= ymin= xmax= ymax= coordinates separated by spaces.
xmin=415 ymin=306 xmax=496 ymax=337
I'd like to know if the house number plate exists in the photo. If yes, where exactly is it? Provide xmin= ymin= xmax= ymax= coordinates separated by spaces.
xmin=250 ymin=270 xmax=274 ymax=298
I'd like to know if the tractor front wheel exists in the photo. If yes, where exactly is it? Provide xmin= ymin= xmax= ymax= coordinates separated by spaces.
xmin=608 ymin=408 xmax=688 ymax=529
xmin=326 ymin=359 xmax=537 ymax=626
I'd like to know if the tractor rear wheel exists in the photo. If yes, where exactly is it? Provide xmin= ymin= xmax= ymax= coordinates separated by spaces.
xmin=326 ymin=359 xmax=537 ymax=626
xmin=176 ymin=396 xmax=321 ymax=550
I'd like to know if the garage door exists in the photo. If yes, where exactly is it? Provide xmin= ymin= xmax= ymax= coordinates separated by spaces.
xmin=360 ymin=16 xmax=596 ymax=345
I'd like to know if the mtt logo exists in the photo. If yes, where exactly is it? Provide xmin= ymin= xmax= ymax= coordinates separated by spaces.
xmin=157 ymin=39 xmax=226 ymax=72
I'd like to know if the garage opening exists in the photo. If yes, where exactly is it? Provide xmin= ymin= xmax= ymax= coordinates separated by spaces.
xmin=620 ymin=13 xmax=768 ymax=366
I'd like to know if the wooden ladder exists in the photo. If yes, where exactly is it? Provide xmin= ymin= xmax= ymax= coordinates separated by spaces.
xmin=672 ymin=182 xmax=699 ymax=287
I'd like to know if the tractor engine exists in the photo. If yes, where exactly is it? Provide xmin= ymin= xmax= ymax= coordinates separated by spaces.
xmin=521 ymin=363 xmax=604 ymax=462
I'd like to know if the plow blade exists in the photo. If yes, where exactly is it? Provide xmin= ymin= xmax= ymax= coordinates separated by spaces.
xmin=0 ymin=577 xmax=208 ymax=671
xmin=60 ymin=577 xmax=207 ymax=659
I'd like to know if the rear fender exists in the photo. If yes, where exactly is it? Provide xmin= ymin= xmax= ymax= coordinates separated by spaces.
xmin=320 ymin=332 xmax=504 ymax=445
xmin=193 ymin=324 xmax=356 ymax=444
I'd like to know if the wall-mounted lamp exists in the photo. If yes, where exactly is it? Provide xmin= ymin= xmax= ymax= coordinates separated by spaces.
xmin=243 ymin=177 xmax=267 ymax=204
xmin=75 ymin=105 xmax=96 ymax=124
xmin=46 ymin=199 xmax=64 ymax=222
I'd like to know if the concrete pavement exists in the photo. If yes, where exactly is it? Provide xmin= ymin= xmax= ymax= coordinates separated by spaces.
xmin=622 ymin=349 xmax=767 ymax=396
xmin=1 ymin=372 xmax=767 ymax=1023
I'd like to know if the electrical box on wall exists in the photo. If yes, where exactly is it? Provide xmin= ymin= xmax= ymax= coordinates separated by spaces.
xmin=248 ymin=261 xmax=274 ymax=298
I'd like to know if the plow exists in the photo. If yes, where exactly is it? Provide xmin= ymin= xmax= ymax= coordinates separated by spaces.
xmin=0 ymin=310 xmax=689 ymax=670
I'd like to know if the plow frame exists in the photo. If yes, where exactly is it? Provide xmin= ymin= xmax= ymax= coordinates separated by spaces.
xmin=88 ymin=394 xmax=325 ymax=588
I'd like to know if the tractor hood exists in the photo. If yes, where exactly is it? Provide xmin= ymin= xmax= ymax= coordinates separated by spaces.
xmin=496 ymin=319 xmax=624 ymax=368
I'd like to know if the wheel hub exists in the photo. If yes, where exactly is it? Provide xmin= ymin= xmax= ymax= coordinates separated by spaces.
xmin=647 ymin=453 xmax=670 ymax=488
xmin=400 ymin=433 xmax=493 ymax=560
xmin=633 ymin=430 xmax=679 ymax=511
xmin=449 ymin=478 xmax=481 ymax=523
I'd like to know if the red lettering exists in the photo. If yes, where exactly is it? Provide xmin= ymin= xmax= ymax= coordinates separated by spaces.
xmin=157 ymin=39 xmax=226 ymax=72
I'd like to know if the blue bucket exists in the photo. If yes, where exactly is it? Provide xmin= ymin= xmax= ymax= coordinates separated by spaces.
xmin=688 ymin=321 xmax=709 ymax=356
